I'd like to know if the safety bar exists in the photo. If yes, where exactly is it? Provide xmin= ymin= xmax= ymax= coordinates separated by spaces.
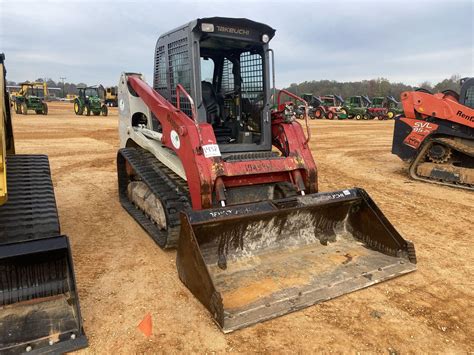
xmin=176 ymin=84 xmax=204 ymax=149
xmin=277 ymin=89 xmax=311 ymax=145
xmin=266 ymin=49 xmax=276 ymax=108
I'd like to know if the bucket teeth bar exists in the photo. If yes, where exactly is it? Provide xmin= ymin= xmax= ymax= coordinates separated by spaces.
xmin=177 ymin=188 xmax=416 ymax=332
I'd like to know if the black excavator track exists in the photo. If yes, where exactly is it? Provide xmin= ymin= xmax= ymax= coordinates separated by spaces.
xmin=409 ymin=137 xmax=474 ymax=191
xmin=117 ymin=147 xmax=190 ymax=248
xmin=0 ymin=154 xmax=87 ymax=354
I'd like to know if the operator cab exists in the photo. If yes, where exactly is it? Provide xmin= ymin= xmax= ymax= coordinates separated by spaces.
xmin=320 ymin=96 xmax=336 ymax=107
xmin=79 ymin=86 xmax=105 ymax=100
xmin=20 ymin=83 xmax=44 ymax=99
xmin=153 ymin=17 xmax=275 ymax=153
xmin=349 ymin=96 xmax=369 ymax=108
xmin=199 ymin=46 xmax=265 ymax=145
xmin=460 ymin=77 xmax=474 ymax=108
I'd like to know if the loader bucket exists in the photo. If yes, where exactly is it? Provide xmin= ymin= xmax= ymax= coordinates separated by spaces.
xmin=177 ymin=188 xmax=416 ymax=333
xmin=0 ymin=236 xmax=87 ymax=354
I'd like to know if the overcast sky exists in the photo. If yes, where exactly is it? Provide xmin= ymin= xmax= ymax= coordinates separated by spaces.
xmin=1 ymin=0 xmax=472 ymax=88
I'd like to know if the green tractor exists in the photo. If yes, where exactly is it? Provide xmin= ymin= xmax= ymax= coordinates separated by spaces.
xmin=370 ymin=96 xmax=404 ymax=119
xmin=341 ymin=95 xmax=371 ymax=120
xmin=74 ymin=85 xmax=108 ymax=116
xmin=385 ymin=95 xmax=404 ymax=119
xmin=13 ymin=82 xmax=48 ymax=115
xmin=371 ymin=96 xmax=385 ymax=108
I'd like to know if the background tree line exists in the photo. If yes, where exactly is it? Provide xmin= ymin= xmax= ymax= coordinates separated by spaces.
xmin=7 ymin=74 xmax=463 ymax=100
xmin=285 ymin=75 xmax=462 ymax=100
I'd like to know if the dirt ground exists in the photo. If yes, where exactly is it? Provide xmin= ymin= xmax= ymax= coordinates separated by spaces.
xmin=12 ymin=102 xmax=473 ymax=353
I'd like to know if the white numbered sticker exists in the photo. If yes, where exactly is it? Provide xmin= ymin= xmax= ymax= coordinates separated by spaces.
xmin=203 ymin=144 xmax=221 ymax=158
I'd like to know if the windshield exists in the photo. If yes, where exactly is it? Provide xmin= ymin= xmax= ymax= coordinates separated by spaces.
xmin=25 ymin=87 xmax=44 ymax=98
xmin=199 ymin=40 xmax=266 ymax=146
xmin=84 ymin=88 xmax=101 ymax=97
xmin=321 ymin=97 xmax=335 ymax=105
xmin=372 ymin=98 xmax=384 ymax=106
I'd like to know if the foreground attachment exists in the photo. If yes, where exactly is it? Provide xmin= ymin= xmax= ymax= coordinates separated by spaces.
xmin=177 ymin=188 xmax=416 ymax=333
xmin=0 ymin=155 xmax=87 ymax=354
xmin=0 ymin=237 xmax=87 ymax=354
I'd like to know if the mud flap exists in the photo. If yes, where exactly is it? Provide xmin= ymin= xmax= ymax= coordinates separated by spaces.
xmin=0 ymin=236 xmax=87 ymax=354
xmin=176 ymin=188 xmax=416 ymax=333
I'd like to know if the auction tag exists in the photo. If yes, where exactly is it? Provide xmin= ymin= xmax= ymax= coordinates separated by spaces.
xmin=203 ymin=144 xmax=221 ymax=158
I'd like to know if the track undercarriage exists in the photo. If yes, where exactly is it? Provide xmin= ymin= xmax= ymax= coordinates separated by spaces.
xmin=409 ymin=137 xmax=474 ymax=190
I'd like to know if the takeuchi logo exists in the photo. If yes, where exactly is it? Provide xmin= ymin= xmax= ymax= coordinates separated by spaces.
xmin=215 ymin=25 xmax=250 ymax=36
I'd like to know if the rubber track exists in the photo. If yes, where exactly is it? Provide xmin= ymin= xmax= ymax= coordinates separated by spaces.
xmin=117 ymin=147 xmax=190 ymax=248
xmin=0 ymin=154 xmax=68 ymax=306
xmin=0 ymin=155 xmax=60 ymax=245
xmin=410 ymin=137 xmax=474 ymax=190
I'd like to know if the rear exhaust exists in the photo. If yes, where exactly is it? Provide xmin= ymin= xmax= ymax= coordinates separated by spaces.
xmin=177 ymin=188 xmax=416 ymax=333
xmin=0 ymin=236 xmax=87 ymax=354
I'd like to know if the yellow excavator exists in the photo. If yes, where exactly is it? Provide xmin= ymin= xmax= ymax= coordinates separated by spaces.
xmin=0 ymin=54 xmax=87 ymax=353
xmin=105 ymin=86 xmax=118 ymax=107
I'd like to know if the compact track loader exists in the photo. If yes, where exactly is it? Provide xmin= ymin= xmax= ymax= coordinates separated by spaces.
xmin=392 ymin=80 xmax=474 ymax=190
xmin=117 ymin=17 xmax=417 ymax=332
xmin=0 ymin=54 xmax=87 ymax=353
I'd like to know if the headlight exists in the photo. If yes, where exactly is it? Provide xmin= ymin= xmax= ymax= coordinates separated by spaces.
xmin=201 ymin=23 xmax=214 ymax=32
xmin=262 ymin=34 xmax=270 ymax=43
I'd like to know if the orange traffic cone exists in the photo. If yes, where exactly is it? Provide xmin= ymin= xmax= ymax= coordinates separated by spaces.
xmin=138 ymin=313 xmax=152 ymax=337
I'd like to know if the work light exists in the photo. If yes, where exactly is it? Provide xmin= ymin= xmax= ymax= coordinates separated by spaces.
xmin=202 ymin=23 xmax=214 ymax=32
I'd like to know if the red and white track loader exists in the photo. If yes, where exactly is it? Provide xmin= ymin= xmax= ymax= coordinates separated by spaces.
xmin=117 ymin=17 xmax=417 ymax=332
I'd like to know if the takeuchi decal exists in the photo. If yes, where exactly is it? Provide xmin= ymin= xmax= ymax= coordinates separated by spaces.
xmin=215 ymin=25 xmax=250 ymax=36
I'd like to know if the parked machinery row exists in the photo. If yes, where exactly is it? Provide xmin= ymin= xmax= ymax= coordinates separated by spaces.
xmin=9 ymin=83 xmax=114 ymax=117
xmin=294 ymin=94 xmax=403 ymax=120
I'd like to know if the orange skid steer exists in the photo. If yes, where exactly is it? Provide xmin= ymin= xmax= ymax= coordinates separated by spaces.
xmin=392 ymin=81 xmax=474 ymax=190
xmin=117 ymin=17 xmax=417 ymax=332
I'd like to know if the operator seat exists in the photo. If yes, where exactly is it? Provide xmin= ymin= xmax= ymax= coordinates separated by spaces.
xmin=201 ymin=81 xmax=220 ymax=124
xmin=201 ymin=81 xmax=233 ymax=143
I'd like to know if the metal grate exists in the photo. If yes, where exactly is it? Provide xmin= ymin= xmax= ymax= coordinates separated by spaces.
xmin=222 ymin=58 xmax=236 ymax=118
xmin=464 ymin=86 xmax=474 ymax=109
xmin=240 ymin=52 xmax=264 ymax=132
xmin=241 ymin=52 xmax=263 ymax=102
xmin=154 ymin=45 xmax=167 ymax=97
xmin=221 ymin=58 xmax=234 ymax=92
xmin=168 ymin=38 xmax=192 ymax=117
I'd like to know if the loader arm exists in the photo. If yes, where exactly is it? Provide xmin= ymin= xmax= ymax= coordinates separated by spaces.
xmin=401 ymin=91 xmax=474 ymax=128
xmin=126 ymin=74 xmax=318 ymax=209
